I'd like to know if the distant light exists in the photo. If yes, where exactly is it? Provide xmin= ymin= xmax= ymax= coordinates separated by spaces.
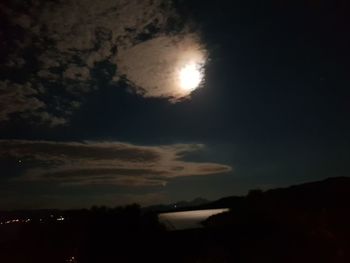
xmin=66 ymin=256 xmax=76 ymax=263
xmin=57 ymin=216 xmax=65 ymax=221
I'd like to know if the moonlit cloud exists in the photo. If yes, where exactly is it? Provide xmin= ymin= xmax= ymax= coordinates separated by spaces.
xmin=0 ymin=81 xmax=44 ymax=121
xmin=116 ymin=34 xmax=208 ymax=100
xmin=0 ymin=0 xmax=207 ymax=126
xmin=0 ymin=140 xmax=232 ymax=187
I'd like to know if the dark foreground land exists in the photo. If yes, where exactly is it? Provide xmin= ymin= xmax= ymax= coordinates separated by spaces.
xmin=1 ymin=177 xmax=349 ymax=263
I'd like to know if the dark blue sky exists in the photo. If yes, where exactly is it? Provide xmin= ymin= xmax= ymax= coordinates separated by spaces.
xmin=0 ymin=0 xmax=349 ymax=209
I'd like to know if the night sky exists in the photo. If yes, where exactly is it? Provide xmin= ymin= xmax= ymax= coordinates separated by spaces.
xmin=0 ymin=0 xmax=349 ymax=209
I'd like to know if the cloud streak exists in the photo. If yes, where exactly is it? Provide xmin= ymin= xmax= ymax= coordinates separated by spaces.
xmin=0 ymin=140 xmax=232 ymax=187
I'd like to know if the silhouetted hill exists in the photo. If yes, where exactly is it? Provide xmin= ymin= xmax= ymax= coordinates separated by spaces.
xmin=264 ymin=176 xmax=350 ymax=206
xmin=205 ymin=176 xmax=350 ymax=223
xmin=201 ymin=177 xmax=350 ymax=262
xmin=207 ymin=177 xmax=350 ymax=210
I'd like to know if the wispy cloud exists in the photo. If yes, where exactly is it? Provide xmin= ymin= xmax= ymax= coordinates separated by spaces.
xmin=0 ymin=140 xmax=232 ymax=187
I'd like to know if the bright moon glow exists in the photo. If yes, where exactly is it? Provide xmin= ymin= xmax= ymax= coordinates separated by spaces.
xmin=116 ymin=35 xmax=208 ymax=100
xmin=179 ymin=63 xmax=203 ymax=92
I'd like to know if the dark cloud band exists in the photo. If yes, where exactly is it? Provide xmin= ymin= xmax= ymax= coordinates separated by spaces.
xmin=0 ymin=140 xmax=232 ymax=187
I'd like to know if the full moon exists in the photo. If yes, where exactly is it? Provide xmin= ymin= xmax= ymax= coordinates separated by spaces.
xmin=179 ymin=63 xmax=203 ymax=92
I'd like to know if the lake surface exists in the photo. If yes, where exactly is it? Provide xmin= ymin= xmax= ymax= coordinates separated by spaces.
xmin=158 ymin=208 xmax=229 ymax=230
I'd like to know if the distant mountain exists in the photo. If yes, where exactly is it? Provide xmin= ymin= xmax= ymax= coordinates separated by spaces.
xmin=174 ymin=197 xmax=210 ymax=208
xmin=143 ymin=197 xmax=210 ymax=212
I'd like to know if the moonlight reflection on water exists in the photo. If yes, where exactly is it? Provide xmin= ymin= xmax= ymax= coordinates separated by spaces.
xmin=158 ymin=208 xmax=229 ymax=230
